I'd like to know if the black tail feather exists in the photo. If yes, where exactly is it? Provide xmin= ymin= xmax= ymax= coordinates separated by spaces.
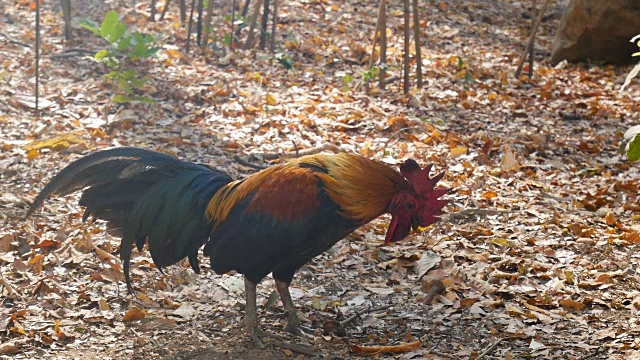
xmin=28 ymin=147 xmax=232 ymax=293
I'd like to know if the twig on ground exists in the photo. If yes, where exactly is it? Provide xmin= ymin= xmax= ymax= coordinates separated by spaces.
xmin=382 ymin=75 xmax=399 ymax=86
xmin=429 ymin=350 xmax=457 ymax=359
xmin=50 ymin=49 xmax=96 ymax=59
xmin=422 ymin=279 xmax=445 ymax=304
xmin=445 ymin=208 xmax=510 ymax=224
xmin=0 ymin=273 xmax=26 ymax=303
xmin=261 ymin=332 xmax=315 ymax=356
xmin=382 ymin=127 xmax=438 ymax=156
xmin=476 ymin=336 xmax=526 ymax=360
xmin=0 ymin=33 xmax=31 ymax=48
xmin=340 ymin=304 xmax=394 ymax=327
xmin=270 ymin=340 xmax=315 ymax=356
xmin=234 ymin=155 xmax=268 ymax=170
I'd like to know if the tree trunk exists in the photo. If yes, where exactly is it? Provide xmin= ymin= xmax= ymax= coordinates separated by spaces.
xmin=412 ymin=0 xmax=422 ymax=88
xmin=403 ymin=0 xmax=411 ymax=94
xmin=260 ymin=0 xmax=270 ymax=50
xmin=379 ymin=0 xmax=387 ymax=90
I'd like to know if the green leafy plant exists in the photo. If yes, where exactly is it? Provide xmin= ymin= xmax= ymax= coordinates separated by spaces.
xmin=619 ymin=35 xmax=640 ymax=160
xmin=362 ymin=66 xmax=379 ymax=82
xmin=457 ymin=57 xmax=473 ymax=91
xmin=80 ymin=11 xmax=159 ymax=104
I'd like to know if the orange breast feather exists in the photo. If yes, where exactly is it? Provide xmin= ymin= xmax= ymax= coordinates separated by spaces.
xmin=246 ymin=167 xmax=322 ymax=222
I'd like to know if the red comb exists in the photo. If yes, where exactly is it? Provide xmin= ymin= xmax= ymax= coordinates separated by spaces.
xmin=400 ymin=159 xmax=448 ymax=223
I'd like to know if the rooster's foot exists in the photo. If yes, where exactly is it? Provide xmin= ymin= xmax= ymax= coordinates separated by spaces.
xmin=247 ymin=326 xmax=266 ymax=345
xmin=283 ymin=314 xmax=314 ymax=337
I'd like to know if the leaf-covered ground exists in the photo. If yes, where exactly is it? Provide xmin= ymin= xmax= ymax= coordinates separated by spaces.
xmin=2 ymin=0 xmax=640 ymax=358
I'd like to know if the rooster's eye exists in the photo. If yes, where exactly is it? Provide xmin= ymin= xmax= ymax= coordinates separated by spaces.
xmin=408 ymin=202 xmax=415 ymax=209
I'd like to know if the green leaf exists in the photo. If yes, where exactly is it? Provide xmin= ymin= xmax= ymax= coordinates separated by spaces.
xmin=146 ymin=47 xmax=161 ymax=57
xmin=105 ymin=71 xmax=119 ymax=80
xmin=343 ymin=74 xmax=354 ymax=83
xmin=128 ymin=33 xmax=149 ymax=58
xmin=117 ymin=35 xmax=132 ymax=51
xmin=112 ymin=94 xmax=154 ymax=104
xmin=118 ymin=78 xmax=132 ymax=93
xmin=120 ymin=69 xmax=137 ymax=80
xmin=112 ymin=94 xmax=133 ymax=103
xmin=100 ymin=11 xmax=119 ymax=38
xmin=78 ymin=18 xmax=100 ymax=36
xmin=131 ymin=76 xmax=148 ymax=89
xmin=108 ymin=23 xmax=126 ymax=43
xmin=94 ymin=49 xmax=110 ymax=60
xmin=100 ymin=11 xmax=126 ymax=43
xmin=620 ymin=61 xmax=640 ymax=93
xmin=464 ymin=70 xmax=473 ymax=83
xmin=129 ymin=95 xmax=155 ymax=104
xmin=621 ymin=125 xmax=640 ymax=161
xmin=627 ymin=137 xmax=640 ymax=161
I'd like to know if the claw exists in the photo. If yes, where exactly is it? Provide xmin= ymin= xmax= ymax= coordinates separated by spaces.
xmin=247 ymin=326 xmax=265 ymax=345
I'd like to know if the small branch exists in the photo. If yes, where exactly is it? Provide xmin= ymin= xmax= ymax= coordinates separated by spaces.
xmin=340 ymin=304 xmax=394 ymax=327
xmin=430 ymin=351 xmax=457 ymax=359
xmin=382 ymin=127 xmax=438 ymax=156
xmin=476 ymin=336 xmax=526 ymax=360
xmin=369 ymin=0 xmax=386 ymax=70
xmin=0 ymin=273 xmax=26 ymax=303
xmin=422 ymin=279 xmax=445 ymax=304
xmin=160 ymin=0 xmax=172 ymax=20
xmin=186 ymin=0 xmax=196 ymax=53
xmin=382 ymin=75 xmax=399 ymax=86
xmin=270 ymin=341 xmax=315 ymax=356
xmin=234 ymin=155 xmax=268 ymax=170
xmin=528 ymin=0 xmax=536 ymax=78
xmin=0 ymin=33 xmax=31 ymax=48
xmin=514 ymin=0 xmax=551 ymax=79
xmin=50 ymin=48 xmax=96 ymax=59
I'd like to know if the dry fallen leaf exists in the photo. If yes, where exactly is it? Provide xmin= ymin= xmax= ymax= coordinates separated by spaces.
xmin=559 ymin=298 xmax=587 ymax=311
xmin=500 ymin=146 xmax=519 ymax=171
xmin=352 ymin=341 xmax=421 ymax=354
xmin=122 ymin=308 xmax=146 ymax=322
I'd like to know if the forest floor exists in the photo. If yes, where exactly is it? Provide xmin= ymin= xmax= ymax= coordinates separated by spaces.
xmin=2 ymin=0 xmax=640 ymax=359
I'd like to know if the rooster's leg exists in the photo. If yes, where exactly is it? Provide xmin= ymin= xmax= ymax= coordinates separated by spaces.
xmin=275 ymin=279 xmax=313 ymax=336
xmin=244 ymin=277 xmax=264 ymax=342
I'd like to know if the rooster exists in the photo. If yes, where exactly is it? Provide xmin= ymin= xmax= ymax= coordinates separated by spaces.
xmin=28 ymin=147 xmax=448 ymax=340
